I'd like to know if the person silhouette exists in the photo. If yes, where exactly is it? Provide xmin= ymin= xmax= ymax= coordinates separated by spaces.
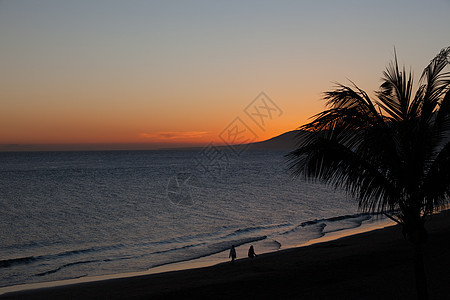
xmin=248 ymin=245 xmax=256 ymax=260
xmin=229 ymin=245 xmax=236 ymax=264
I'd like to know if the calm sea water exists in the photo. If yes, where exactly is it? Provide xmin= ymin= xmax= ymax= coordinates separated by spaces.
xmin=0 ymin=149 xmax=380 ymax=288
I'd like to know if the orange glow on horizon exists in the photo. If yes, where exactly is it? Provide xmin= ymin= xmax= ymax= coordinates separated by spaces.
xmin=0 ymin=117 xmax=307 ymax=151
xmin=0 ymin=91 xmax=316 ymax=151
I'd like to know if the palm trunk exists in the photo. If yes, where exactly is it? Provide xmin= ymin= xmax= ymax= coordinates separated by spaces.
xmin=413 ymin=243 xmax=428 ymax=300
xmin=404 ymin=214 xmax=428 ymax=300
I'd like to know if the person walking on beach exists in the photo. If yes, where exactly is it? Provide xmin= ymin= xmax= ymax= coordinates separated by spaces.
xmin=248 ymin=245 xmax=256 ymax=261
xmin=229 ymin=245 xmax=236 ymax=264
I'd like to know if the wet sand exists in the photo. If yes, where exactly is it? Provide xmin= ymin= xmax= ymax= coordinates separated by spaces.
xmin=2 ymin=211 xmax=450 ymax=299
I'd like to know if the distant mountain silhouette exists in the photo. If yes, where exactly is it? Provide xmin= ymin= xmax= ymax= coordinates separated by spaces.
xmin=246 ymin=130 xmax=300 ymax=150
xmin=165 ymin=130 xmax=303 ymax=151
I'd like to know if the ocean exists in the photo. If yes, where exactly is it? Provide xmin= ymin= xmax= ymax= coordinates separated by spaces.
xmin=0 ymin=149 xmax=386 ymax=288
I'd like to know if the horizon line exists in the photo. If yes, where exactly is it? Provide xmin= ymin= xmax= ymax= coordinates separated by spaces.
xmin=0 ymin=130 xmax=299 ymax=152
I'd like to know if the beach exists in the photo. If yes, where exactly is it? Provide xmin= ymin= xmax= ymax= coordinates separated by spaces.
xmin=2 ymin=210 xmax=449 ymax=299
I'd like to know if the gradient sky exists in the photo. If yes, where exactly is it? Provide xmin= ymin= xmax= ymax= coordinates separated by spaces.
xmin=1 ymin=0 xmax=450 ymax=151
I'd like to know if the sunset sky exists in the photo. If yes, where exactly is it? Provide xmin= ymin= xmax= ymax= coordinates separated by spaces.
xmin=1 ymin=1 xmax=449 ymax=151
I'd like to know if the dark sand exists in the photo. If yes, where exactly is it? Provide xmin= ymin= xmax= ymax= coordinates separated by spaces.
xmin=2 ymin=211 xmax=450 ymax=300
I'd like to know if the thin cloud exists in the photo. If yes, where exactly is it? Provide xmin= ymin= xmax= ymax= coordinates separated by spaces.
xmin=140 ymin=131 xmax=210 ymax=140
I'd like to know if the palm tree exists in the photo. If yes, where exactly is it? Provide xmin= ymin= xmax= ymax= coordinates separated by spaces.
xmin=287 ymin=46 xmax=450 ymax=299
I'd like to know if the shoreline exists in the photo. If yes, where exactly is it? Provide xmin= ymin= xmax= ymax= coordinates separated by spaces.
xmin=3 ymin=210 xmax=450 ymax=299
xmin=1 ymin=217 xmax=394 ymax=297
xmin=2 ymin=211 xmax=449 ymax=299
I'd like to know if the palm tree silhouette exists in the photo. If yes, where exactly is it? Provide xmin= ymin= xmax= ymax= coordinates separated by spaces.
xmin=288 ymin=46 xmax=450 ymax=299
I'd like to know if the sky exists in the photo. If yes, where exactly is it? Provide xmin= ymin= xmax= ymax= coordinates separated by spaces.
xmin=1 ymin=0 xmax=450 ymax=151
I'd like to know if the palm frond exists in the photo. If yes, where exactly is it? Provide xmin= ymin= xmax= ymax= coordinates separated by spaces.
xmin=423 ymin=141 xmax=450 ymax=214
xmin=419 ymin=46 xmax=450 ymax=121
xmin=428 ymin=88 xmax=450 ymax=160
xmin=376 ymin=50 xmax=414 ymax=121
xmin=302 ymin=82 xmax=383 ymax=134
xmin=287 ymin=136 xmax=400 ymax=213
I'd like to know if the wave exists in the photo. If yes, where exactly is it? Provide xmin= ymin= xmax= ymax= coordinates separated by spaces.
xmin=0 ymin=243 xmax=126 ymax=269
xmin=207 ymin=236 xmax=266 ymax=254
xmin=53 ymin=244 xmax=125 ymax=258
xmin=142 ymin=236 xmax=267 ymax=265
xmin=224 ymin=223 xmax=291 ymax=238
xmin=272 ymin=240 xmax=282 ymax=249
xmin=3 ymin=212 xmax=387 ymax=282
xmin=259 ymin=239 xmax=282 ymax=251
xmin=0 ymin=256 xmax=38 ymax=268
xmin=32 ymin=236 xmax=268 ymax=278
xmin=35 ymin=260 xmax=99 ymax=277
xmin=149 ymin=236 xmax=267 ymax=269
xmin=1 ymin=213 xmax=377 ymax=270
xmin=322 ymin=214 xmax=372 ymax=234
xmin=3 ymin=234 xmax=266 ymax=276
xmin=281 ymin=212 xmax=378 ymax=236
xmin=137 ymin=223 xmax=289 ymax=250
xmin=149 ymin=242 xmax=207 ymax=255
xmin=301 ymin=212 xmax=373 ymax=226
xmin=272 ymin=212 xmax=389 ymax=249
xmin=141 ymin=230 xmax=226 ymax=247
